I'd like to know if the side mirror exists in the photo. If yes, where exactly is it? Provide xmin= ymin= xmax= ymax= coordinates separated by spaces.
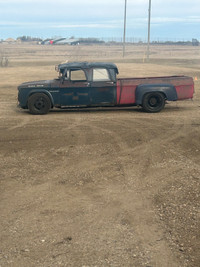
xmin=60 ymin=70 xmax=68 ymax=84
xmin=63 ymin=69 xmax=68 ymax=79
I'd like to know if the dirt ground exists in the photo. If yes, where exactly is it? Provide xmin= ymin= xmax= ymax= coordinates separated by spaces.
xmin=0 ymin=44 xmax=200 ymax=267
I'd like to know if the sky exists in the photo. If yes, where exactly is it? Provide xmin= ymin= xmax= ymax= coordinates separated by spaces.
xmin=0 ymin=0 xmax=200 ymax=41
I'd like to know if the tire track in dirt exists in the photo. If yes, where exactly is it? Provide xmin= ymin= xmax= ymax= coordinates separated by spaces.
xmin=1 ymin=108 xmax=198 ymax=266
xmin=71 ymin=117 xmax=184 ymax=266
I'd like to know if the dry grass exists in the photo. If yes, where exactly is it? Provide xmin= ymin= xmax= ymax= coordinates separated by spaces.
xmin=1 ymin=43 xmax=200 ymax=88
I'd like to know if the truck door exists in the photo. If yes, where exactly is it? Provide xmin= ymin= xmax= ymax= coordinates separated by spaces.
xmin=89 ymin=68 xmax=116 ymax=105
xmin=59 ymin=68 xmax=90 ymax=106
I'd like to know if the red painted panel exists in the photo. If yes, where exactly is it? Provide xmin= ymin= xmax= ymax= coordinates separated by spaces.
xmin=176 ymin=84 xmax=194 ymax=100
xmin=117 ymin=75 xmax=194 ymax=105
xmin=117 ymin=80 xmax=136 ymax=105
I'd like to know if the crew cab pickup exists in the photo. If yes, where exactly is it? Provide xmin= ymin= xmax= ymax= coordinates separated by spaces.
xmin=17 ymin=62 xmax=194 ymax=114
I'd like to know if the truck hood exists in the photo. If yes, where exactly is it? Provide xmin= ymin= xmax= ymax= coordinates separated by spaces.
xmin=18 ymin=80 xmax=53 ymax=89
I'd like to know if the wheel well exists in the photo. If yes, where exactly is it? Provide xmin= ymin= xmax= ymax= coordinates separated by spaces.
xmin=27 ymin=92 xmax=53 ymax=108
xmin=136 ymin=84 xmax=177 ymax=105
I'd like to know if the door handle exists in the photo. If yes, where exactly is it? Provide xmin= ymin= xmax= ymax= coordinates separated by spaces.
xmin=106 ymin=81 xmax=114 ymax=85
xmin=83 ymin=82 xmax=90 ymax=86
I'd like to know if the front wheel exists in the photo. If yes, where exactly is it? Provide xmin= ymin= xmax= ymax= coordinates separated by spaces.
xmin=28 ymin=93 xmax=51 ymax=115
xmin=142 ymin=92 xmax=165 ymax=113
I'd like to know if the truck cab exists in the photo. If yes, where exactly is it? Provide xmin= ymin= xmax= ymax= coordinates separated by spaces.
xmin=56 ymin=62 xmax=118 ymax=107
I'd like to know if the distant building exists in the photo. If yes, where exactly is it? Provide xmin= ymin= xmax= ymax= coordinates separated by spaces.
xmin=41 ymin=37 xmax=80 ymax=45
xmin=192 ymin=39 xmax=199 ymax=46
xmin=4 ymin=38 xmax=16 ymax=44
xmin=54 ymin=38 xmax=80 ymax=45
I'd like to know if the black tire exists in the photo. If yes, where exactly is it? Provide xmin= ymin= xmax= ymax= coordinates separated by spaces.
xmin=142 ymin=92 xmax=165 ymax=113
xmin=28 ymin=93 xmax=51 ymax=115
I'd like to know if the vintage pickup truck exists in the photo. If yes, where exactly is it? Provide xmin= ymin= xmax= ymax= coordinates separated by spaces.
xmin=17 ymin=62 xmax=194 ymax=114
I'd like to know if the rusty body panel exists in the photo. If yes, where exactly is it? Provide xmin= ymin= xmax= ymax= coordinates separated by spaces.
xmin=117 ymin=76 xmax=194 ymax=105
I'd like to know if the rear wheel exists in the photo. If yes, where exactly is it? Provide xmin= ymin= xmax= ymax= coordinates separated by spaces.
xmin=142 ymin=92 xmax=165 ymax=113
xmin=28 ymin=93 xmax=51 ymax=114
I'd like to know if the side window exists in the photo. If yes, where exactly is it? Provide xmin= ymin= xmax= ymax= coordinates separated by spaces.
xmin=70 ymin=69 xmax=87 ymax=81
xmin=93 ymin=68 xmax=110 ymax=81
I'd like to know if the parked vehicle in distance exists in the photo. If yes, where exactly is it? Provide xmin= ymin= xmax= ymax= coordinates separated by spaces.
xmin=17 ymin=62 xmax=194 ymax=114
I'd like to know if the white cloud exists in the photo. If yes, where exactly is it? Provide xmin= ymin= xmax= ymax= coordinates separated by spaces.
xmin=0 ymin=0 xmax=200 ymax=39
xmin=151 ymin=16 xmax=200 ymax=24
xmin=1 ymin=0 xmax=200 ymax=20
xmin=53 ymin=23 xmax=118 ymax=29
xmin=1 ymin=15 xmax=200 ymax=30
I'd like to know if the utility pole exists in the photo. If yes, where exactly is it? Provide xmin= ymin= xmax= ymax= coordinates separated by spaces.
xmin=147 ymin=0 xmax=151 ymax=60
xmin=123 ymin=0 xmax=127 ymax=57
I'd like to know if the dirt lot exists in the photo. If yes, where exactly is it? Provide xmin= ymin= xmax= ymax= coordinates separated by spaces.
xmin=0 ymin=44 xmax=200 ymax=267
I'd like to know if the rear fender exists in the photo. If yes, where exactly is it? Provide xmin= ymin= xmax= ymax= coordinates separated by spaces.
xmin=135 ymin=84 xmax=178 ymax=105
xmin=28 ymin=90 xmax=54 ymax=107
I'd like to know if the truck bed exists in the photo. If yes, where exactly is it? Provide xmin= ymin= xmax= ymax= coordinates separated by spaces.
xmin=117 ymin=75 xmax=194 ymax=105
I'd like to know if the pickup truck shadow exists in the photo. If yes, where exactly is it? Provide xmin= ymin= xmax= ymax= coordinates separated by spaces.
xmin=18 ymin=103 xmax=195 ymax=115
xmin=50 ymin=106 xmax=143 ymax=114
xmin=50 ymin=104 xmax=193 ymax=114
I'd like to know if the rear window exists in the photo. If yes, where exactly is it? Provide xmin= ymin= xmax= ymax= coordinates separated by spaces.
xmin=93 ymin=68 xmax=110 ymax=81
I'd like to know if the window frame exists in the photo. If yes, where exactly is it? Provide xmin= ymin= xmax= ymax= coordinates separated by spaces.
xmin=69 ymin=68 xmax=87 ymax=82
xmin=92 ymin=68 xmax=111 ymax=82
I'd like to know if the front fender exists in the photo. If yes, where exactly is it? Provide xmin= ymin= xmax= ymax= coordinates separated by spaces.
xmin=135 ymin=84 xmax=178 ymax=105
xmin=28 ymin=90 xmax=54 ymax=107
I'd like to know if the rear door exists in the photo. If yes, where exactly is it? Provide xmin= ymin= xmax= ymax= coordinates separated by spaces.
xmin=89 ymin=68 xmax=116 ymax=106
xmin=60 ymin=68 xmax=90 ymax=106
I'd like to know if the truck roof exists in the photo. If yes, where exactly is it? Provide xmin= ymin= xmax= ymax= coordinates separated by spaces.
xmin=57 ymin=61 xmax=119 ymax=73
